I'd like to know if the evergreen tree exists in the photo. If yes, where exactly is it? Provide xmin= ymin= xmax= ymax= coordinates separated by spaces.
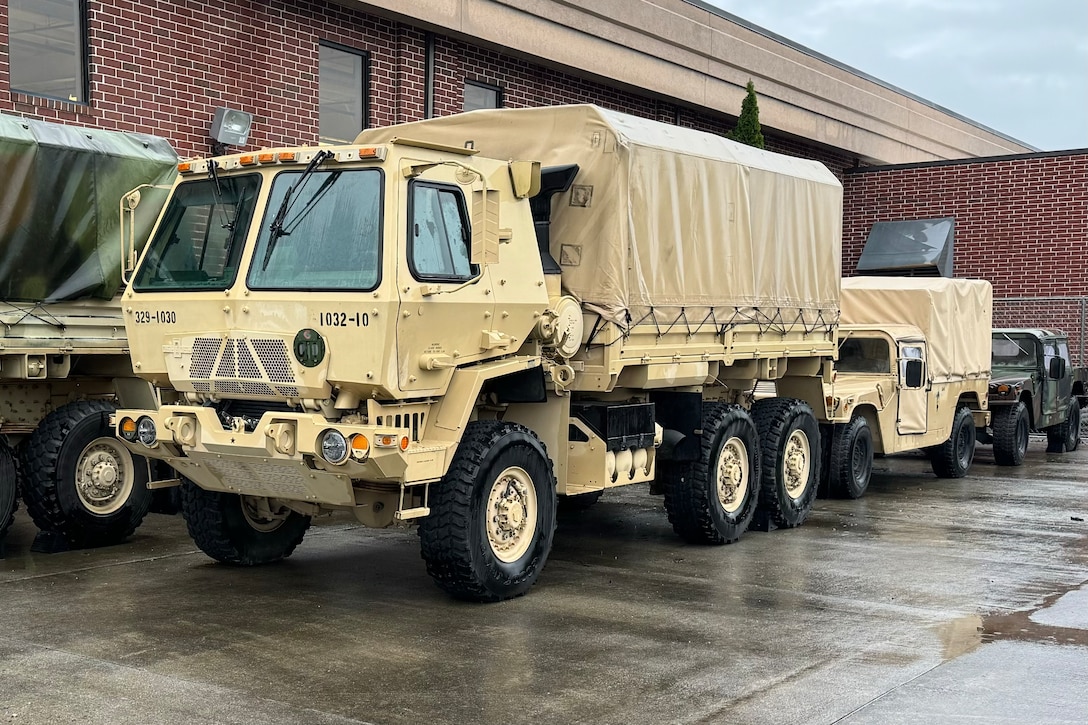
xmin=729 ymin=80 xmax=765 ymax=149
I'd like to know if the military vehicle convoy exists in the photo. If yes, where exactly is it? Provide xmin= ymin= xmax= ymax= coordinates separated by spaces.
xmin=820 ymin=277 xmax=992 ymax=498
xmin=0 ymin=115 xmax=176 ymax=545
xmin=978 ymin=329 xmax=1087 ymax=465
xmin=112 ymin=104 xmax=849 ymax=600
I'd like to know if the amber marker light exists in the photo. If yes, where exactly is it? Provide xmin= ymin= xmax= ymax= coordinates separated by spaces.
xmin=238 ymin=154 xmax=257 ymax=166
xmin=119 ymin=417 xmax=138 ymax=442
xmin=399 ymin=436 xmax=410 ymax=452
xmin=177 ymin=161 xmax=193 ymax=173
xmin=358 ymin=147 xmax=379 ymax=158
xmin=278 ymin=151 xmax=299 ymax=162
xmin=258 ymin=152 xmax=276 ymax=164
xmin=350 ymin=434 xmax=370 ymax=461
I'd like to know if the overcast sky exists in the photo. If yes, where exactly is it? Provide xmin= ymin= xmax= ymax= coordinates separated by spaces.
xmin=703 ymin=0 xmax=1088 ymax=151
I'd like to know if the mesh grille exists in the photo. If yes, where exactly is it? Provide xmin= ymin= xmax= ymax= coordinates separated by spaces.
xmin=275 ymin=386 xmax=300 ymax=397
xmin=191 ymin=381 xmax=211 ymax=393
xmin=216 ymin=339 xmax=237 ymax=377
xmin=240 ymin=381 xmax=276 ymax=396
xmin=236 ymin=342 xmax=261 ymax=379
xmin=190 ymin=338 xmax=221 ymax=379
xmin=214 ymin=381 xmax=243 ymax=394
xmin=252 ymin=339 xmax=294 ymax=383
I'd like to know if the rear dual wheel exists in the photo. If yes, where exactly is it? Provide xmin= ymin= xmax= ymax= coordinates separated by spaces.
xmin=662 ymin=403 xmax=760 ymax=545
xmin=752 ymin=398 xmax=820 ymax=528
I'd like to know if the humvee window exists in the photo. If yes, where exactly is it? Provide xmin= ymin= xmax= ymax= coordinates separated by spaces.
xmin=248 ymin=169 xmax=382 ymax=290
xmin=992 ymin=337 xmax=1037 ymax=366
xmin=837 ymin=337 xmax=891 ymax=373
xmin=133 ymin=175 xmax=260 ymax=291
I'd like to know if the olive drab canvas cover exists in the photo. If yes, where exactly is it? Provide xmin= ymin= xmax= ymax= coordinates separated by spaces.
xmin=0 ymin=115 xmax=178 ymax=301
xmin=840 ymin=276 xmax=993 ymax=382
xmin=356 ymin=104 xmax=843 ymax=331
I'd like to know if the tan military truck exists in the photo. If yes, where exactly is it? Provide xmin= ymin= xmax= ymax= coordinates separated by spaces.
xmin=0 ymin=115 xmax=176 ymax=546
xmin=821 ymin=277 xmax=991 ymax=498
xmin=112 ymin=105 xmax=844 ymax=601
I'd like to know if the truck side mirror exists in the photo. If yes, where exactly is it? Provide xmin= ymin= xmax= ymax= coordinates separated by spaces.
xmin=1049 ymin=356 xmax=1067 ymax=380
xmin=120 ymin=189 xmax=143 ymax=284
xmin=904 ymin=359 xmax=924 ymax=388
xmin=471 ymin=187 xmax=500 ymax=266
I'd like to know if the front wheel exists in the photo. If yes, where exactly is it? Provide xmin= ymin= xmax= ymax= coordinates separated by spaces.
xmin=419 ymin=421 xmax=557 ymax=602
xmin=752 ymin=398 xmax=820 ymax=528
xmin=0 ymin=444 xmax=18 ymax=541
xmin=20 ymin=400 xmax=152 ymax=546
xmin=931 ymin=405 xmax=975 ymax=478
xmin=1047 ymin=403 xmax=1082 ymax=453
xmin=828 ymin=415 xmax=873 ymax=499
xmin=992 ymin=402 xmax=1029 ymax=466
xmin=662 ymin=403 xmax=760 ymax=544
xmin=180 ymin=480 xmax=311 ymax=565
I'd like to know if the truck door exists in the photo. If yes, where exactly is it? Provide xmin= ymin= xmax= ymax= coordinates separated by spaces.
xmin=397 ymin=175 xmax=495 ymax=393
xmin=897 ymin=341 xmax=928 ymax=435
xmin=1041 ymin=339 xmax=1073 ymax=424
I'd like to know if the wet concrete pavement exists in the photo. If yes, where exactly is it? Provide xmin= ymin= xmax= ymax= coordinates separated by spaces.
xmin=2 ymin=442 xmax=1087 ymax=725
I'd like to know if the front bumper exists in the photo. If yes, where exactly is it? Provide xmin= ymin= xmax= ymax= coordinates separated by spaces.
xmin=113 ymin=406 xmax=449 ymax=507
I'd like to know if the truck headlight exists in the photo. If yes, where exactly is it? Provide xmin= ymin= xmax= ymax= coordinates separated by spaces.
xmin=136 ymin=416 xmax=158 ymax=446
xmin=319 ymin=429 xmax=349 ymax=465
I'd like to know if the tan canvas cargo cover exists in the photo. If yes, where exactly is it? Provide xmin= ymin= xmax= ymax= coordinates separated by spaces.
xmin=356 ymin=105 xmax=842 ymax=330
xmin=840 ymin=277 xmax=992 ymax=381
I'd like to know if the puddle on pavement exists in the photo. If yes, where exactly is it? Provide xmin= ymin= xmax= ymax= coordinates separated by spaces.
xmin=937 ymin=580 xmax=1088 ymax=661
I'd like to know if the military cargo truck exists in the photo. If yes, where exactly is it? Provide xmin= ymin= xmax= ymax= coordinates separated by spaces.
xmin=112 ymin=105 xmax=844 ymax=601
xmin=978 ymin=329 xmax=1087 ymax=465
xmin=819 ymin=278 xmax=991 ymax=498
xmin=0 ymin=116 xmax=176 ymax=545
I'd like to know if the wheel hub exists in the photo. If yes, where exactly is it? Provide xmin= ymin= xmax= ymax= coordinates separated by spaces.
xmin=783 ymin=430 xmax=810 ymax=498
xmin=75 ymin=440 xmax=133 ymax=512
xmin=716 ymin=437 xmax=749 ymax=514
xmin=486 ymin=467 xmax=537 ymax=563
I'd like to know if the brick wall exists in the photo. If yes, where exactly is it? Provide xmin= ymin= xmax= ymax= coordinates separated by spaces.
xmin=843 ymin=152 xmax=1088 ymax=361
xmin=0 ymin=0 xmax=853 ymax=174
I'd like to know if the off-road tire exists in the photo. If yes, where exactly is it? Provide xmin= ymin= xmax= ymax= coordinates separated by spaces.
xmin=828 ymin=415 xmax=874 ymax=499
xmin=0 ymin=444 xmax=18 ymax=541
xmin=180 ymin=479 xmax=310 ymax=565
xmin=20 ymin=400 xmax=152 ymax=547
xmin=751 ymin=398 xmax=820 ymax=528
xmin=1046 ymin=403 xmax=1082 ymax=453
xmin=930 ymin=405 xmax=975 ymax=478
xmin=662 ymin=403 xmax=760 ymax=545
xmin=419 ymin=421 xmax=557 ymax=602
xmin=992 ymin=401 xmax=1029 ymax=466
xmin=557 ymin=490 xmax=603 ymax=511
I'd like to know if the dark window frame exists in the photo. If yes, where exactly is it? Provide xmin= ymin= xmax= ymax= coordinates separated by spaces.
xmin=463 ymin=79 xmax=504 ymax=112
xmin=318 ymin=40 xmax=371 ymax=144
xmin=246 ymin=167 xmax=386 ymax=293
xmin=9 ymin=0 xmax=90 ymax=104
xmin=132 ymin=173 xmax=264 ymax=293
xmin=406 ymin=179 xmax=478 ymax=283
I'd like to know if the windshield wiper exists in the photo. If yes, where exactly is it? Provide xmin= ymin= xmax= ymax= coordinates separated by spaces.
xmin=206 ymin=159 xmax=235 ymax=231
xmin=264 ymin=150 xmax=332 ymax=270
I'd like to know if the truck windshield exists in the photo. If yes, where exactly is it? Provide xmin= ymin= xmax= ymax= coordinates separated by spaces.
xmin=247 ymin=169 xmax=383 ymax=290
xmin=133 ymin=175 xmax=260 ymax=291
xmin=992 ymin=337 xmax=1037 ymax=366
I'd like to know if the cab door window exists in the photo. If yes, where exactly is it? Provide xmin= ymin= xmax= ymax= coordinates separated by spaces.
xmin=899 ymin=344 xmax=926 ymax=389
xmin=408 ymin=182 xmax=475 ymax=281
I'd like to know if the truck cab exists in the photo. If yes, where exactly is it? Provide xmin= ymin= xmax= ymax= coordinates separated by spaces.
xmin=981 ymin=329 xmax=1085 ymax=464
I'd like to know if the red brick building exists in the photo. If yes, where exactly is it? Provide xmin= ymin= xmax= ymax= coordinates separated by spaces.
xmin=844 ymin=150 xmax=1088 ymax=360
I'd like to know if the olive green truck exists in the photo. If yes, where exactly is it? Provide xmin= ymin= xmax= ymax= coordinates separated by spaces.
xmin=0 ymin=116 xmax=175 ymax=546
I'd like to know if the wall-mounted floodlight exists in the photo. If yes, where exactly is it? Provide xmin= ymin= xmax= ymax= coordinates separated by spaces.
xmin=210 ymin=107 xmax=253 ymax=146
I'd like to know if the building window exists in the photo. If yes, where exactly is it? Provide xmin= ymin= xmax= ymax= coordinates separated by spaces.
xmin=9 ymin=0 xmax=88 ymax=103
xmin=319 ymin=42 xmax=369 ymax=145
xmin=463 ymin=80 xmax=503 ymax=112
